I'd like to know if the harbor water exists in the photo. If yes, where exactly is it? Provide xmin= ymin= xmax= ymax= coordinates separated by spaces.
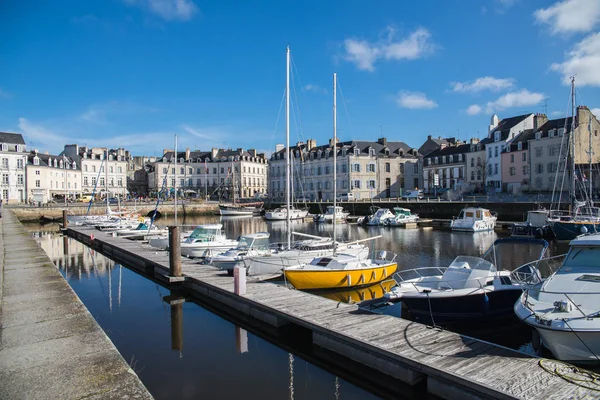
xmin=28 ymin=215 xmax=572 ymax=399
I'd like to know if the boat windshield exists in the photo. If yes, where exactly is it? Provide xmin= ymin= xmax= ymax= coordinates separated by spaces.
xmin=394 ymin=208 xmax=410 ymax=216
xmin=189 ymin=227 xmax=219 ymax=239
xmin=449 ymin=256 xmax=496 ymax=272
xmin=136 ymin=223 xmax=148 ymax=230
xmin=238 ymin=236 xmax=270 ymax=250
xmin=562 ymin=247 xmax=600 ymax=269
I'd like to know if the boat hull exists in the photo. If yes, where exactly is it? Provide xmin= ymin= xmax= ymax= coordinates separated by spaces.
xmin=264 ymin=210 xmax=309 ymax=221
xmin=400 ymin=289 xmax=523 ymax=323
xmin=550 ymin=220 xmax=600 ymax=240
xmin=284 ymin=263 xmax=397 ymax=290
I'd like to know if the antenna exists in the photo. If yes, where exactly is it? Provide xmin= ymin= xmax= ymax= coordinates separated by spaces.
xmin=543 ymin=100 xmax=548 ymax=115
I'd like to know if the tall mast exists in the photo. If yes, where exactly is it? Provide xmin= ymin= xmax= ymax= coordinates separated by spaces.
xmin=174 ymin=134 xmax=178 ymax=224
xmin=105 ymin=148 xmax=109 ymax=210
xmin=285 ymin=46 xmax=291 ymax=249
xmin=589 ymin=116 xmax=594 ymax=202
xmin=333 ymin=72 xmax=337 ymax=253
xmin=570 ymin=77 xmax=576 ymax=211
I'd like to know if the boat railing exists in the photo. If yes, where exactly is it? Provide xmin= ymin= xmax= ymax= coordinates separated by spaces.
xmin=371 ymin=249 xmax=397 ymax=263
xmin=509 ymin=254 xmax=566 ymax=285
xmin=392 ymin=267 xmax=447 ymax=283
xmin=521 ymin=287 xmax=600 ymax=319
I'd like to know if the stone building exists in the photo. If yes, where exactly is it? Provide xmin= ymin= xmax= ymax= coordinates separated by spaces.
xmin=0 ymin=132 xmax=28 ymax=203
xmin=26 ymin=151 xmax=82 ymax=203
xmin=501 ymin=130 xmax=534 ymax=194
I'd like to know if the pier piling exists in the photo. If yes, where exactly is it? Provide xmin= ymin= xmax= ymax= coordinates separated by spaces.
xmin=169 ymin=226 xmax=182 ymax=277
xmin=62 ymin=209 xmax=68 ymax=228
xmin=234 ymin=266 xmax=246 ymax=295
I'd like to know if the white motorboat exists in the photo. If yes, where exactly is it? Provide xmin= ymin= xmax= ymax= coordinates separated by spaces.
xmin=115 ymin=222 xmax=168 ymax=239
xmin=314 ymin=206 xmax=349 ymax=223
xmin=385 ymin=207 xmax=419 ymax=226
xmin=147 ymin=226 xmax=200 ymax=250
xmin=451 ymin=207 xmax=497 ymax=232
xmin=383 ymin=237 xmax=549 ymax=323
xmin=358 ymin=208 xmax=395 ymax=226
xmin=210 ymin=232 xmax=271 ymax=275
xmin=180 ymin=224 xmax=238 ymax=258
xmin=511 ymin=209 xmax=553 ymax=239
xmin=264 ymin=206 xmax=309 ymax=221
xmin=514 ymin=233 xmax=600 ymax=364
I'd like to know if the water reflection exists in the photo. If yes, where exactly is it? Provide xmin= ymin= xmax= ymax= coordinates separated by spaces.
xmin=32 ymin=231 xmax=384 ymax=400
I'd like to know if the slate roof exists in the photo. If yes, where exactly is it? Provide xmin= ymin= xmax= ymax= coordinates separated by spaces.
xmin=424 ymin=143 xmax=472 ymax=158
xmin=505 ymin=129 xmax=534 ymax=152
xmin=0 ymin=132 xmax=26 ymax=145
xmin=491 ymin=114 xmax=533 ymax=140
xmin=272 ymin=139 xmax=418 ymax=160
xmin=535 ymin=117 xmax=574 ymax=138
xmin=27 ymin=152 xmax=77 ymax=168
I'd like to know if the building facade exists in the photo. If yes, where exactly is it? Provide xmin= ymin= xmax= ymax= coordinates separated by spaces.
xmin=0 ymin=132 xmax=28 ymax=203
xmin=501 ymin=130 xmax=533 ymax=194
xmin=464 ymin=139 xmax=488 ymax=193
xmin=423 ymin=142 xmax=474 ymax=193
xmin=26 ymin=152 xmax=82 ymax=203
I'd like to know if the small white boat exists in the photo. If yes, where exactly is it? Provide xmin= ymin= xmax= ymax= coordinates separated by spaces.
xmin=314 ymin=206 xmax=349 ymax=223
xmin=264 ymin=206 xmax=309 ymax=221
xmin=514 ymin=233 xmax=600 ymax=364
xmin=451 ymin=207 xmax=497 ymax=232
xmin=386 ymin=207 xmax=419 ymax=226
xmin=115 ymin=222 xmax=167 ymax=239
xmin=210 ymin=232 xmax=271 ymax=275
xmin=358 ymin=208 xmax=395 ymax=226
xmin=180 ymin=224 xmax=238 ymax=258
xmin=384 ymin=238 xmax=549 ymax=323
xmin=218 ymin=202 xmax=263 ymax=216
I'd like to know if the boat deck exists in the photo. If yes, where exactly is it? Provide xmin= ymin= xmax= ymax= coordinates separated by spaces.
xmin=66 ymin=224 xmax=599 ymax=399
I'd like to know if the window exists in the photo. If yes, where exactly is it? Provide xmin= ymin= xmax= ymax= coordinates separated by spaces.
xmin=353 ymin=180 xmax=361 ymax=189
xmin=494 ymin=131 xmax=500 ymax=141
xmin=470 ymin=158 xmax=474 ymax=168
xmin=2 ymin=158 xmax=8 ymax=168
xmin=458 ymin=154 xmax=463 ymax=162
xmin=488 ymin=148 xmax=492 ymax=158
xmin=213 ymin=168 xmax=217 ymax=174
xmin=369 ymin=148 xmax=375 ymax=157
xmin=535 ymin=147 xmax=542 ymax=157
xmin=494 ymin=147 xmax=498 ymax=157
xmin=510 ymin=154 xmax=514 ymax=163
xmin=163 ymin=168 xmax=167 ymax=174
xmin=352 ymin=163 xmax=361 ymax=172
xmin=536 ymin=164 xmax=543 ymax=174
xmin=84 ymin=176 xmax=88 ymax=185
xmin=109 ymin=166 xmax=113 ymax=173
xmin=522 ymin=152 xmax=527 ymax=162
xmin=548 ymin=163 xmax=557 ymax=173
xmin=91 ymin=177 xmax=96 ymax=186
xmin=92 ymin=165 xmax=96 ymax=173
xmin=494 ymin=164 xmax=498 ymax=174
xmin=2 ymin=174 xmax=8 ymax=184
xmin=35 ymin=170 xmax=40 ymax=175
xmin=325 ymin=181 xmax=330 ymax=189
xmin=477 ymin=170 xmax=482 ymax=180
xmin=100 ymin=178 xmax=105 ymax=186
xmin=342 ymin=164 xmax=347 ymax=173
xmin=558 ymin=128 xmax=565 ymax=136
xmin=118 ymin=178 xmax=122 ymax=187
xmin=518 ymin=142 xmax=523 ymax=151
xmin=471 ymin=171 xmax=475 ymax=180
xmin=188 ymin=178 xmax=193 ymax=186
xmin=413 ymin=163 xmax=418 ymax=173
xmin=399 ymin=163 xmax=405 ymax=173
xmin=385 ymin=162 xmax=390 ymax=172
xmin=509 ymin=167 xmax=515 ymax=176
xmin=325 ymin=166 xmax=330 ymax=174
xmin=549 ymin=145 xmax=560 ymax=156
xmin=118 ymin=167 xmax=122 ymax=173
xmin=535 ymin=132 xmax=542 ymax=140
xmin=110 ymin=178 xmax=114 ymax=187
xmin=523 ymin=166 xmax=529 ymax=175
xmin=317 ymin=167 xmax=322 ymax=175
xmin=367 ymin=180 xmax=376 ymax=189
xmin=17 ymin=159 xmax=23 ymax=169
xmin=549 ymin=129 xmax=555 ymax=138
xmin=17 ymin=174 xmax=23 ymax=184
xmin=35 ymin=180 xmax=40 ymax=188
xmin=180 ymin=167 xmax=185 ymax=174
xmin=367 ymin=164 xmax=375 ymax=172
xmin=442 ymin=156 xmax=446 ymax=164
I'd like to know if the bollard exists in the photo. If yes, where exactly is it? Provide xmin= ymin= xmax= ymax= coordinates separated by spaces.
xmin=62 ymin=210 xmax=68 ymax=229
xmin=169 ymin=226 xmax=182 ymax=277
xmin=234 ymin=266 xmax=246 ymax=295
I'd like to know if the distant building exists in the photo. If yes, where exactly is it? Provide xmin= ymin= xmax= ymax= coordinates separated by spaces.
xmin=127 ymin=155 xmax=156 ymax=197
xmin=26 ymin=151 xmax=82 ymax=203
xmin=147 ymin=147 xmax=268 ymax=199
xmin=501 ymin=129 xmax=534 ymax=194
xmin=423 ymin=140 xmax=474 ymax=193
xmin=60 ymin=145 xmax=129 ymax=198
xmin=0 ymin=132 xmax=28 ymax=202
xmin=418 ymin=135 xmax=459 ymax=157
xmin=485 ymin=113 xmax=534 ymax=191
xmin=269 ymin=137 xmax=421 ymax=201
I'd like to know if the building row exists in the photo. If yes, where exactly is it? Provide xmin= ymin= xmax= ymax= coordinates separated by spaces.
xmin=0 ymin=106 xmax=598 ymax=203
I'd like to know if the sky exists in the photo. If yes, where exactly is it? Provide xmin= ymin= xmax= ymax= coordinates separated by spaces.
xmin=1 ymin=0 xmax=600 ymax=157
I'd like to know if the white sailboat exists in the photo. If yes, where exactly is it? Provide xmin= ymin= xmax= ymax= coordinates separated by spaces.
xmin=243 ymin=51 xmax=369 ymax=277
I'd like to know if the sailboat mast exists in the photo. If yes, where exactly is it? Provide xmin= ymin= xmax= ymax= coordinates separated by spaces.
xmin=333 ymin=72 xmax=337 ymax=254
xmin=570 ymin=77 xmax=576 ymax=211
xmin=174 ymin=134 xmax=178 ymax=225
xmin=105 ymin=148 xmax=109 ymax=210
xmin=286 ymin=46 xmax=291 ymax=249
xmin=589 ymin=116 xmax=593 ymax=202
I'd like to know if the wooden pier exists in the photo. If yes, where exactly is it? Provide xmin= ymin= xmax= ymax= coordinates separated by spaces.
xmin=67 ymin=225 xmax=598 ymax=400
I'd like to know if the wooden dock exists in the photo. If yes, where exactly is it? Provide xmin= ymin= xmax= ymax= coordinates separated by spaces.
xmin=67 ymin=225 xmax=598 ymax=399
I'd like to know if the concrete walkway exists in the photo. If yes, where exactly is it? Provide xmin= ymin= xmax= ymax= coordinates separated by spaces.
xmin=0 ymin=210 xmax=152 ymax=400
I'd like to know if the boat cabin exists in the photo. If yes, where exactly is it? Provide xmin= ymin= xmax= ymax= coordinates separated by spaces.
xmin=457 ymin=207 xmax=492 ymax=221
xmin=438 ymin=256 xmax=497 ymax=290
xmin=236 ymin=232 xmax=270 ymax=250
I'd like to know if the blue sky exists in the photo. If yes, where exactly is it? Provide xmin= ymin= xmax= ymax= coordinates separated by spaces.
xmin=1 ymin=0 xmax=600 ymax=156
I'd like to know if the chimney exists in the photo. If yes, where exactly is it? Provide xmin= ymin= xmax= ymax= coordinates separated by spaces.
xmin=427 ymin=135 xmax=432 ymax=140
xmin=307 ymin=139 xmax=317 ymax=150
xmin=296 ymin=141 xmax=304 ymax=147
xmin=534 ymin=113 xmax=548 ymax=130
xmin=489 ymin=114 xmax=499 ymax=134
xmin=248 ymin=149 xmax=257 ymax=157
xmin=377 ymin=137 xmax=387 ymax=146
xmin=275 ymin=144 xmax=284 ymax=152
xmin=185 ymin=148 xmax=190 ymax=160
xmin=163 ymin=148 xmax=173 ymax=156
xmin=211 ymin=148 xmax=218 ymax=159
xmin=329 ymin=137 xmax=339 ymax=147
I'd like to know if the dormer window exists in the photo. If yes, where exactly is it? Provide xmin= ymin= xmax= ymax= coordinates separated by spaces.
xmin=442 ymin=156 xmax=446 ymax=163
xmin=33 ymin=157 xmax=40 ymax=166
xmin=434 ymin=157 xmax=438 ymax=164
xmin=494 ymin=131 xmax=501 ymax=142
xmin=354 ymin=148 xmax=360 ymax=156
xmin=1 ymin=144 xmax=7 ymax=151
xmin=517 ymin=142 xmax=522 ymax=151
xmin=549 ymin=129 xmax=555 ymax=138
xmin=426 ymin=159 xmax=431 ymax=166
xmin=535 ymin=132 xmax=542 ymax=140
xmin=72 ymin=162 xmax=77 ymax=169
xmin=458 ymin=154 xmax=463 ymax=162
xmin=369 ymin=148 xmax=375 ymax=157
xmin=342 ymin=148 xmax=347 ymax=156
xmin=558 ymin=128 xmax=565 ymax=136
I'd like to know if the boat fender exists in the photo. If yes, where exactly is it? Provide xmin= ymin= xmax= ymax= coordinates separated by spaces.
xmin=580 ymin=226 xmax=588 ymax=234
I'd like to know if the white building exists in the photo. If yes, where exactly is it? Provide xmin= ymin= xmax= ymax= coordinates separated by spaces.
xmin=485 ymin=113 xmax=534 ymax=191
xmin=0 ymin=132 xmax=28 ymax=203
xmin=147 ymin=147 xmax=268 ymax=199
xmin=61 ymin=145 xmax=129 ymax=198
xmin=270 ymin=137 xmax=421 ymax=201
xmin=26 ymin=152 xmax=82 ymax=203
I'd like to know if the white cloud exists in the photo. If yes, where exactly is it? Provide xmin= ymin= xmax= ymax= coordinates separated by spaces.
xmin=451 ymin=76 xmax=515 ymax=93
xmin=123 ymin=0 xmax=198 ymax=21
xmin=342 ymin=27 xmax=435 ymax=71
xmin=534 ymin=0 xmax=600 ymax=35
xmin=303 ymin=84 xmax=327 ymax=94
xmin=466 ymin=105 xmax=482 ymax=116
xmin=591 ymin=108 xmax=600 ymax=117
xmin=551 ymin=32 xmax=600 ymax=87
xmin=79 ymin=101 xmax=159 ymax=124
xmin=485 ymin=89 xmax=545 ymax=113
xmin=396 ymin=91 xmax=437 ymax=109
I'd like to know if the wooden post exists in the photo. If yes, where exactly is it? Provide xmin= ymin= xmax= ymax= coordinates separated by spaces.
xmin=234 ymin=266 xmax=246 ymax=295
xmin=169 ymin=226 xmax=182 ymax=277
xmin=170 ymin=302 xmax=183 ymax=351
xmin=62 ymin=210 xmax=68 ymax=229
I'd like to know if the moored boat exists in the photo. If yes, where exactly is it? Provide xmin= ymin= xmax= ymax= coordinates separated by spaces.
xmin=451 ymin=207 xmax=497 ymax=232
xmin=314 ymin=205 xmax=349 ymax=223
xmin=385 ymin=207 xmax=419 ymax=226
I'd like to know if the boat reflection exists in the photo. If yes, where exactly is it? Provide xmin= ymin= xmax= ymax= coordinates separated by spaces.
xmin=313 ymin=279 xmax=396 ymax=304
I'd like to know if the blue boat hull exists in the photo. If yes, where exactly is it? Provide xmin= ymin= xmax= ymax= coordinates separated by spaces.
xmin=551 ymin=220 xmax=600 ymax=240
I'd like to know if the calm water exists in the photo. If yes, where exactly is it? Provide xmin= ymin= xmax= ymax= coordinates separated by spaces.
xmin=29 ymin=217 xmax=572 ymax=398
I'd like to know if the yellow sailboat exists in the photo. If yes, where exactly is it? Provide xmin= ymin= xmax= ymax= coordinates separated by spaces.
xmin=283 ymin=252 xmax=397 ymax=290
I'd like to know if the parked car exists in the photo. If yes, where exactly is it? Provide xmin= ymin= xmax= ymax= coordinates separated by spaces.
xmin=402 ymin=190 xmax=424 ymax=200
xmin=108 ymin=197 xmax=119 ymax=205
xmin=336 ymin=193 xmax=354 ymax=201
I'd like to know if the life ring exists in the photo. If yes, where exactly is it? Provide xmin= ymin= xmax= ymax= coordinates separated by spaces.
xmin=138 ymin=216 xmax=145 ymax=222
